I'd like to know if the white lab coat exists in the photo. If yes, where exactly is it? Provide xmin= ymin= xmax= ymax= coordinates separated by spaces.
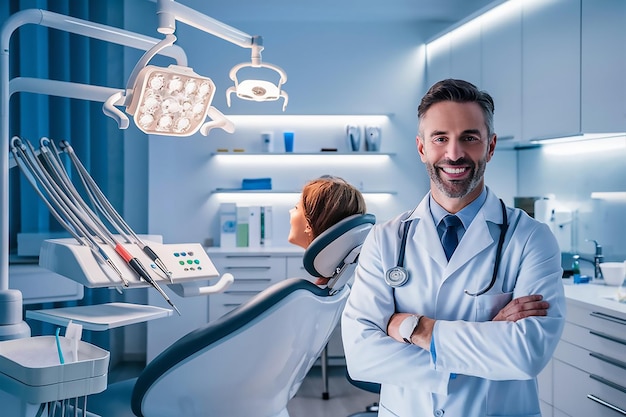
xmin=342 ymin=188 xmax=566 ymax=417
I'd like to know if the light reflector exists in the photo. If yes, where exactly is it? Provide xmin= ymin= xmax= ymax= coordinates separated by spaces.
xmin=126 ymin=65 xmax=215 ymax=136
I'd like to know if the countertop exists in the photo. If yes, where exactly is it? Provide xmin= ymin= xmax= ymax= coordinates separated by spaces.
xmin=562 ymin=278 xmax=626 ymax=318
xmin=205 ymin=246 xmax=305 ymax=256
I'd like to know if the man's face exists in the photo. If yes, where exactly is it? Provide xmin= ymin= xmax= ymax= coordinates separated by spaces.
xmin=417 ymin=101 xmax=496 ymax=203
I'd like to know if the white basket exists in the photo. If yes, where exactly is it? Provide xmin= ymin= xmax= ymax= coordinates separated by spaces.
xmin=0 ymin=336 xmax=109 ymax=404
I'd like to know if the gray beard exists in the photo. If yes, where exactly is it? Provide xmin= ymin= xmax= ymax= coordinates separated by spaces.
xmin=427 ymin=158 xmax=486 ymax=199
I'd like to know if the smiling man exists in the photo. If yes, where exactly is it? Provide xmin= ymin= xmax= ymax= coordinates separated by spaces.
xmin=342 ymin=79 xmax=566 ymax=417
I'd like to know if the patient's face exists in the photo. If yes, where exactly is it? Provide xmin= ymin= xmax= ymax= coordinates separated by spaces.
xmin=288 ymin=200 xmax=312 ymax=249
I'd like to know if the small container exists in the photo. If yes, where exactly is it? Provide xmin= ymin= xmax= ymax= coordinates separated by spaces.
xmin=283 ymin=132 xmax=294 ymax=153
xmin=572 ymin=255 xmax=582 ymax=284
xmin=261 ymin=132 xmax=274 ymax=152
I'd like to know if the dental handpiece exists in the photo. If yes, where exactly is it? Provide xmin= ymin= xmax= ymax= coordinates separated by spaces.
xmin=34 ymin=140 xmax=172 ymax=297
xmin=58 ymin=140 xmax=174 ymax=280
xmin=36 ymin=140 xmax=177 ymax=304
xmin=10 ymin=138 xmax=129 ymax=287
xmin=115 ymin=244 xmax=181 ymax=315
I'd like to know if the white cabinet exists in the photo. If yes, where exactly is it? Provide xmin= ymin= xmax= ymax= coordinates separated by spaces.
xmin=208 ymin=251 xmax=291 ymax=321
xmin=428 ymin=0 xmax=626 ymax=145
xmin=549 ymin=299 xmax=626 ymax=416
xmin=522 ymin=0 xmax=581 ymax=141
xmin=581 ymin=0 xmax=626 ymax=133
xmin=426 ymin=37 xmax=451 ymax=89
xmin=538 ymin=359 xmax=554 ymax=417
xmin=449 ymin=22 xmax=482 ymax=87
xmin=481 ymin=0 xmax=522 ymax=143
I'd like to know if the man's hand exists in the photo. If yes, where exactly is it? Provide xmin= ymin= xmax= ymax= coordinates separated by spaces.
xmin=492 ymin=294 xmax=549 ymax=322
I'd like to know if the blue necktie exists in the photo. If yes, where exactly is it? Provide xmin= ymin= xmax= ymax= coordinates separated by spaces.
xmin=441 ymin=215 xmax=462 ymax=261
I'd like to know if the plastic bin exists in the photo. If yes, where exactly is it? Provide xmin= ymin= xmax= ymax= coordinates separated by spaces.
xmin=0 ymin=336 xmax=109 ymax=404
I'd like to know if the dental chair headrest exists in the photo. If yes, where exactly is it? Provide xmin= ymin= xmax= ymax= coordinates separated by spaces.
xmin=303 ymin=213 xmax=375 ymax=293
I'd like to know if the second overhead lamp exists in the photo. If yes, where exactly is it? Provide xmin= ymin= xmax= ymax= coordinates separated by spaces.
xmin=103 ymin=33 xmax=288 ymax=137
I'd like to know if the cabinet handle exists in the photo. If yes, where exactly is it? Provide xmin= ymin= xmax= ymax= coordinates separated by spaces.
xmin=223 ymin=303 xmax=242 ymax=308
xmin=589 ymin=374 xmax=626 ymax=394
xmin=590 ymin=311 xmax=626 ymax=326
xmin=223 ymin=266 xmax=272 ymax=271
xmin=230 ymin=278 xmax=271 ymax=283
xmin=589 ymin=352 xmax=626 ymax=371
xmin=589 ymin=330 xmax=626 ymax=347
xmin=586 ymin=394 xmax=626 ymax=415
xmin=224 ymin=291 xmax=260 ymax=296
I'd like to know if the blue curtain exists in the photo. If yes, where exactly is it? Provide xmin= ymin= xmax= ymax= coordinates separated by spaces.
xmin=5 ymin=0 xmax=126 ymax=350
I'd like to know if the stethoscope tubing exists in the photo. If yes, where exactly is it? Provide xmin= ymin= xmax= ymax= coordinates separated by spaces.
xmin=386 ymin=199 xmax=508 ymax=297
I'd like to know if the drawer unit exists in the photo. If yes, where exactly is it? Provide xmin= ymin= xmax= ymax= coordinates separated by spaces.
xmin=554 ymin=358 xmax=626 ymax=417
xmin=209 ymin=254 xmax=287 ymax=321
xmin=549 ymin=295 xmax=626 ymax=417
xmin=555 ymin=340 xmax=626 ymax=398
xmin=286 ymin=256 xmax=316 ymax=281
xmin=566 ymin=303 xmax=626 ymax=349
xmin=559 ymin=322 xmax=626 ymax=367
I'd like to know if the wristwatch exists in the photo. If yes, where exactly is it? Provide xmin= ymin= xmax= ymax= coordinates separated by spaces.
xmin=399 ymin=314 xmax=422 ymax=344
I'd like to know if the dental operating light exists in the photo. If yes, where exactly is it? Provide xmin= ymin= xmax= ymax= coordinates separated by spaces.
xmin=102 ymin=0 xmax=288 ymax=137
xmin=125 ymin=64 xmax=217 ymax=136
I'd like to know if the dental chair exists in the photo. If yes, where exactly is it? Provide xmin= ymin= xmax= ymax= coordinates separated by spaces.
xmin=346 ymin=373 xmax=380 ymax=416
xmin=87 ymin=213 xmax=375 ymax=417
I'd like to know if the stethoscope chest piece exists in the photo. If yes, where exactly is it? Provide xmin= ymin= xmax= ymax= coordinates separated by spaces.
xmin=385 ymin=266 xmax=409 ymax=287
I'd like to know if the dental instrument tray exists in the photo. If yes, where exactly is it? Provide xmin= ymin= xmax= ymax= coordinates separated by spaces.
xmin=0 ymin=336 xmax=109 ymax=404
xmin=26 ymin=302 xmax=173 ymax=331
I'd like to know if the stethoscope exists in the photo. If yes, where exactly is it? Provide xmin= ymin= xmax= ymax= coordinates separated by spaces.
xmin=384 ymin=199 xmax=508 ymax=297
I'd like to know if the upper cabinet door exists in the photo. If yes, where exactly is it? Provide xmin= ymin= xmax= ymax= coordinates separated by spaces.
xmin=522 ymin=0 xmax=581 ymax=141
xmin=581 ymin=0 xmax=626 ymax=133
xmin=481 ymin=1 xmax=523 ymax=144
xmin=426 ymin=36 xmax=451 ymax=89
xmin=449 ymin=22 xmax=482 ymax=87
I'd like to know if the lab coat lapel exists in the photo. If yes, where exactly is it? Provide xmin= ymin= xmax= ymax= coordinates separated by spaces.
xmin=409 ymin=198 xmax=448 ymax=266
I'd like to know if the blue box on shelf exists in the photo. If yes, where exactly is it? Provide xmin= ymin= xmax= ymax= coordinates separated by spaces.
xmin=241 ymin=178 xmax=272 ymax=190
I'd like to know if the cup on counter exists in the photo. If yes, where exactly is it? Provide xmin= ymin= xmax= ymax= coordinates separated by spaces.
xmin=283 ymin=131 xmax=294 ymax=153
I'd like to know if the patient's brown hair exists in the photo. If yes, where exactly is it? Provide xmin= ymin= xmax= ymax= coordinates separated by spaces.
xmin=301 ymin=176 xmax=367 ymax=239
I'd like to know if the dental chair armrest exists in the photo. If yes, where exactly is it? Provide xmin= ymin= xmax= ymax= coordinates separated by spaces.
xmin=168 ymin=273 xmax=234 ymax=297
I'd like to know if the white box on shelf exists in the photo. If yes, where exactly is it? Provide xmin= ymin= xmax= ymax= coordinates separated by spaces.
xmin=248 ymin=205 xmax=261 ymax=248
xmin=261 ymin=206 xmax=273 ymax=246
xmin=236 ymin=206 xmax=249 ymax=247
xmin=219 ymin=203 xmax=237 ymax=248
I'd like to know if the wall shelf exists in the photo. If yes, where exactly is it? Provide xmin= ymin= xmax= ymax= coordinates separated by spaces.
xmin=210 ymin=152 xmax=395 ymax=157
xmin=211 ymin=189 xmax=397 ymax=195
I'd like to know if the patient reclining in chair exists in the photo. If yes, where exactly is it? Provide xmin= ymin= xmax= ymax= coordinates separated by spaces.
xmin=288 ymin=176 xmax=367 ymax=286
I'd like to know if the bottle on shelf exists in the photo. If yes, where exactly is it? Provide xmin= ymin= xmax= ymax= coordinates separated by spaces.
xmin=572 ymin=255 xmax=582 ymax=284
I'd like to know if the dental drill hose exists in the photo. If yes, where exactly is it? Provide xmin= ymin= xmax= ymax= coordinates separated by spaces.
xmin=58 ymin=140 xmax=173 ymax=280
